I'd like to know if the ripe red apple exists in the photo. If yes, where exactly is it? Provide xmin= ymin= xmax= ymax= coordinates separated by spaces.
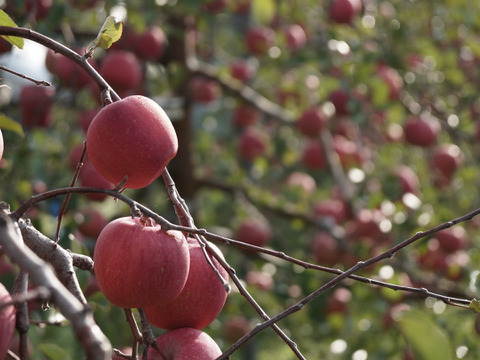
xmin=126 ymin=26 xmax=167 ymax=62
xmin=395 ymin=165 xmax=420 ymax=195
xmin=54 ymin=51 xmax=96 ymax=90
xmin=145 ymin=238 xmax=228 ymax=330
xmin=77 ymin=108 xmax=99 ymax=133
xmin=237 ymin=127 xmax=268 ymax=160
xmin=329 ymin=0 xmax=362 ymax=24
xmin=326 ymin=287 xmax=352 ymax=314
xmin=245 ymin=270 xmax=274 ymax=291
xmin=93 ymin=216 xmax=190 ymax=309
xmin=333 ymin=134 xmax=365 ymax=168
xmin=403 ymin=115 xmax=441 ymax=147
xmin=313 ymin=198 xmax=350 ymax=225
xmin=376 ymin=64 xmax=403 ymax=100
xmin=310 ymin=231 xmax=344 ymax=266
xmin=285 ymin=171 xmax=317 ymax=194
xmin=436 ymin=226 xmax=468 ymax=253
xmin=74 ymin=207 xmax=108 ymax=238
xmin=430 ymin=143 xmax=464 ymax=180
xmin=99 ymin=51 xmax=143 ymax=96
xmin=229 ymin=59 xmax=256 ymax=83
xmin=19 ymin=85 xmax=56 ymax=127
xmin=203 ymin=0 xmax=230 ymax=13
xmin=0 ymin=38 xmax=12 ymax=54
xmin=190 ymin=76 xmax=221 ymax=103
xmin=235 ymin=218 xmax=272 ymax=247
xmin=283 ymin=24 xmax=307 ymax=51
xmin=232 ymin=103 xmax=260 ymax=128
xmin=86 ymin=95 xmax=178 ymax=189
xmin=416 ymin=238 xmax=447 ymax=272
xmin=78 ymin=162 xmax=114 ymax=202
xmin=223 ymin=316 xmax=251 ymax=343
xmin=302 ymin=140 xmax=327 ymax=170
xmin=245 ymin=26 xmax=276 ymax=56
xmin=147 ymin=328 xmax=222 ymax=360
xmin=26 ymin=0 xmax=52 ymax=20
xmin=328 ymin=89 xmax=350 ymax=116
xmin=0 ymin=282 xmax=16 ymax=360
xmin=297 ymin=106 xmax=329 ymax=138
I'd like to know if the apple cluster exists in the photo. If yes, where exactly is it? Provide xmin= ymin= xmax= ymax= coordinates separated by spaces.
xmin=93 ymin=216 xmax=229 ymax=356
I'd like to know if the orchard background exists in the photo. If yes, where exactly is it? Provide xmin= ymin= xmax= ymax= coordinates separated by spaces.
xmin=1 ymin=0 xmax=480 ymax=359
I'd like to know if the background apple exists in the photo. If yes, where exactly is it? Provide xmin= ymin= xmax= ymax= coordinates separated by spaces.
xmin=19 ymin=85 xmax=56 ymax=127
xmin=245 ymin=26 xmax=276 ymax=56
xmin=285 ymin=171 xmax=317 ymax=194
xmin=310 ymin=231 xmax=344 ymax=266
xmin=147 ymin=328 xmax=222 ymax=360
xmin=78 ymin=162 xmax=114 ymax=202
xmin=283 ymin=24 xmax=307 ymax=51
xmin=301 ymin=140 xmax=327 ymax=170
xmin=126 ymin=26 xmax=166 ymax=62
xmin=93 ymin=216 xmax=190 ymax=309
xmin=376 ymin=64 xmax=403 ymax=100
xmin=73 ymin=207 xmax=108 ymax=238
xmin=232 ymin=103 xmax=260 ymax=128
xmin=403 ymin=115 xmax=441 ymax=147
xmin=329 ymin=0 xmax=362 ymax=24
xmin=86 ymin=95 xmax=178 ymax=189
xmin=77 ymin=108 xmax=99 ymax=133
xmin=0 ymin=282 xmax=16 ymax=360
xmin=99 ymin=51 xmax=143 ymax=97
xmin=145 ymin=238 xmax=229 ymax=330
xmin=190 ymin=76 xmax=221 ymax=103
xmin=237 ymin=127 xmax=268 ymax=161
xmin=430 ymin=143 xmax=464 ymax=187
xmin=235 ymin=218 xmax=272 ymax=247
xmin=53 ymin=50 xmax=96 ymax=90
xmin=328 ymin=89 xmax=350 ymax=116
xmin=223 ymin=316 xmax=251 ymax=343
xmin=229 ymin=59 xmax=256 ymax=83
xmin=296 ymin=106 xmax=329 ymax=138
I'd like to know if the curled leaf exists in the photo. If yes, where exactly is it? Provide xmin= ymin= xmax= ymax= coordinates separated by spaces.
xmin=86 ymin=16 xmax=124 ymax=56
xmin=0 ymin=113 xmax=24 ymax=137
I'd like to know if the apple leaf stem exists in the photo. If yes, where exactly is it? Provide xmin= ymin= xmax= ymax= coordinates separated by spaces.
xmin=0 ymin=213 xmax=112 ymax=359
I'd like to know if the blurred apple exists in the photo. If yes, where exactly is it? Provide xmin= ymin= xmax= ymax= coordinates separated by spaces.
xmin=126 ymin=26 xmax=167 ymax=62
xmin=326 ymin=287 xmax=352 ymax=314
xmin=376 ymin=64 xmax=403 ymax=100
xmin=99 ymin=50 xmax=143 ymax=97
xmin=229 ymin=59 xmax=256 ymax=83
xmin=203 ymin=0 xmax=230 ymax=13
xmin=430 ymin=143 xmax=464 ymax=185
xmin=328 ymin=89 xmax=350 ymax=116
xmin=302 ymin=140 xmax=327 ymax=170
xmin=78 ymin=163 xmax=114 ymax=202
xmin=329 ymin=0 xmax=362 ymax=24
xmin=74 ymin=207 xmax=108 ymax=238
xmin=297 ymin=106 xmax=329 ymax=138
xmin=285 ymin=171 xmax=317 ymax=194
xmin=235 ymin=218 xmax=272 ymax=248
xmin=313 ymin=198 xmax=350 ymax=225
xmin=283 ymin=24 xmax=307 ymax=51
xmin=190 ymin=76 xmax=221 ymax=103
xmin=0 ymin=38 xmax=12 ymax=54
xmin=245 ymin=26 xmax=276 ymax=56
xmin=237 ymin=127 xmax=268 ymax=160
xmin=403 ymin=115 xmax=441 ymax=147
xmin=77 ymin=108 xmax=99 ymax=133
xmin=223 ymin=316 xmax=251 ymax=343
xmin=19 ymin=85 xmax=56 ymax=127
xmin=53 ymin=50 xmax=96 ymax=90
xmin=245 ymin=270 xmax=274 ymax=291
xmin=26 ymin=0 xmax=52 ymax=20
xmin=436 ymin=226 xmax=468 ymax=253
xmin=232 ymin=103 xmax=260 ymax=128
xmin=310 ymin=232 xmax=344 ymax=266
xmin=395 ymin=165 xmax=420 ymax=195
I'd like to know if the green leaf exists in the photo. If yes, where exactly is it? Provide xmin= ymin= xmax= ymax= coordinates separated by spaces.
xmin=38 ymin=343 xmax=72 ymax=360
xmin=86 ymin=16 xmax=124 ymax=55
xmin=251 ymin=0 xmax=276 ymax=25
xmin=398 ymin=309 xmax=453 ymax=360
xmin=0 ymin=113 xmax=24 ymax=137
xmin=469 ymin=298 xmax=480 ymax=313
xmin=0 ymin=9 xmax=24 ymax=49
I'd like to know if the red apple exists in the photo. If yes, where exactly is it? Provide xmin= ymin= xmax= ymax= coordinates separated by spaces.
xmin=403 ymin=115 xmax=441 ymax=147
xmin=313 ymin=198 xmax=350 ymax=224
xmin=245 ymin=270 xmax=274 ymax=291
xmin=346 ymin=208 xmax=384 ymax=240
xmin=0 ymin=282 xmax=16 ymax=360
xmin=77 ymin=108 xmax=100 ymax=133
xmin=376 ymin=64 xmax=403 ymax=100
xmin=190 ymin=76 xmax=221 ymax=103
xmin=326 ymin=287 xmax=352 ymax=314
xmin=297 ymin=106 xmax=329 ymax=138
xmin=26 ymin=0 xmax=52 ymax=20
xmin=383 ymin=303 xmax=411 ymax=329
xmin=417 ymin=238 xmax=447 ymax=272
xmin=223 ymin=316 xmax=251 ymax=343
xmin=229 ymin=59 xmax=256 ymax=83
xmin=283 ymin=24 xmax=307 ymax=51
xmin=93 ymin=216 xmax=190 ymax=308
xmin=395 ymin=165 xmax=420 ymax=195
xmin=145 ymin=238 xmax=228 ymax=330
xmin=86 ymin=95 xmax=178 ymax=189
xmin=329 ymin=0 xmax=362 ymax=24
xmin=0 ymin=37 xmax=12 ymax=54
xmin=54 ymin=51 xmax=96 ymax=90
xmin=74 ymin=207 xmax=108 ymax=238
xmin=19 ymin=85 xmax=55 ymax=127
xmin=126 ymin=26 xmax=167 ymax=62
xmin=237 ymin=127 xmax=268 ymax=160
xmin=302 ymin=140 xmax=327 ymax=170
xmin=99 ymin=51 xmax=143 ymax=96
xmin=333 ymin=134 xmax=365 ymax=167
xmin=285 ymin=171 xmax=317 ymax=194
xmin=232 ymin=103 xmax=260 ymax=128
xmin=203 ymin=0 xmax=230 ymax=13
xmin=436 ymin=226 xmax=468 ymax=253
xmin=235 ymin=218 xmax=272 ymax=247
xmin=68 ymin=143 xmax=89 ymax=171
xmin=310 ymin=231 xmax=344 ymax=266
xmin=328 ymin=89 xmax=350 ymax=116
xmin=78 ymin=162 xmax=114 ymax=202
xmin=430 ymin=143 xmax=464 ymax=180
xmin=245 ymin=26 xmax=276 ymax=56
xmin=147 ymin=328 xmax=222 ymax=360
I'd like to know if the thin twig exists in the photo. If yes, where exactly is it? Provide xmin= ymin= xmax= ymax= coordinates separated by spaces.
xmin=0 ymin=65 xmax=51 ymax=86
